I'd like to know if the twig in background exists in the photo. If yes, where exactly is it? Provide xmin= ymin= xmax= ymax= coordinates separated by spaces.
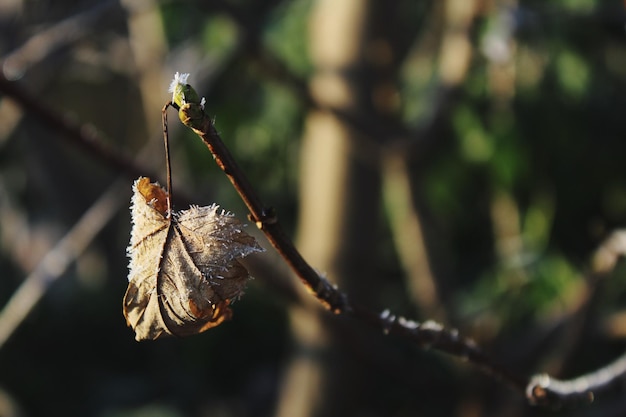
xmin=0 ymin=73 xmax=199 ymax=206
xmin=525 ymin=229 xmax=626 ymax=407
xmin=0 ymin=72 xmax=151 ymax=181
xmin=526 ymin=353 xmax=626 ymax=407
xmin=592 ymin=230 xmax=626 ymax=275
xmin=0 ymin=179 xmax=126 ymax=350
xmin=381 ymin=151 xmax=442 ymax=320
xmin=2 ymin=0 xmax=122 ymax=80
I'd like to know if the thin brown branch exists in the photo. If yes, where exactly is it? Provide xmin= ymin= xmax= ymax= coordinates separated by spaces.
xmin=177 ymin=105 xmax=347 ymax=313
xmin=170 ymin=100 xmax=530 ymax=400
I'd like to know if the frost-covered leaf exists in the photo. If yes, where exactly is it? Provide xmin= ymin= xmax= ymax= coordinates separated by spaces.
xmin=123 ymin=177 xmax=264 ymax=341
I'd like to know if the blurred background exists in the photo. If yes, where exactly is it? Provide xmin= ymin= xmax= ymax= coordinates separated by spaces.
xmin=2 ymin=0 xmax=626 ymax=416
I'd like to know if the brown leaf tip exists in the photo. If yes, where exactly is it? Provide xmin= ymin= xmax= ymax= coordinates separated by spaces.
xmin=135 ymin=176 xmax=169 ymax=216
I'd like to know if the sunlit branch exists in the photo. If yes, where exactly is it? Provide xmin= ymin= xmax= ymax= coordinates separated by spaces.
xmin=166 ymin=91 xmax=531 ymax=402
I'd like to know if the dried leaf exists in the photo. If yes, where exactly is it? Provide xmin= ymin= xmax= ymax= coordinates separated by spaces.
xmin=123 ymin=177 xmax=264 ymax=341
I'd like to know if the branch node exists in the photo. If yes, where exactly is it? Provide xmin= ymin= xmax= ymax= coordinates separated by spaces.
xmin=250 ymin=207 xmax=277 ymax=229
xmin=380 ymin=309 xmax=396 ymax=335
xmin=311 ymin=277 xmax=347 ymax=314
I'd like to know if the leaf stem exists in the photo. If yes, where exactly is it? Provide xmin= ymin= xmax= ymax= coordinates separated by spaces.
xmin=162 ymin=102 xmax=174 ymax=218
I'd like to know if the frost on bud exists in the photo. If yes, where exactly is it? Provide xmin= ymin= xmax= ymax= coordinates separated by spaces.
xmin=168 ymin=72 xmax=206 ymax=128
xmin=168 ymin=72 xmax=199 ymax=106
xmin=123 ymin=177 xmax=264 ymax=341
